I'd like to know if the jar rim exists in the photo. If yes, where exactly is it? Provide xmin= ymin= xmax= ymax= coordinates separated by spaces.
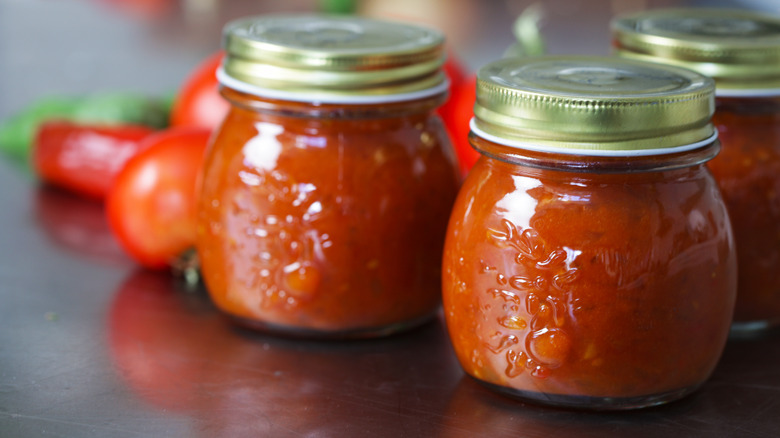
xmin=217 ymin=68 xmax=449 ymax=104
xmin=471 ymin=118 xmax=719 ymax=157
xmin=612 ymin=8 xmax=780 ymax=91
xmin=715 ymin=87 xmax=780 ymax=98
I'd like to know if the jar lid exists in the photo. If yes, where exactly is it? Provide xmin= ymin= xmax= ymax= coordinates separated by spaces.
xmin=612 ymin=8 xmax=780 ymax=95
xmin=473 ymin=56 xmax=716 ymax=155
xmin=220 ymin=14 xmax=447 ymax=103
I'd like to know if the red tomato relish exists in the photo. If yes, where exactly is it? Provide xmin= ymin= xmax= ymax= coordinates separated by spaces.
xmin=709 ymin=97 xmax=780 ymax=327
xmin=613 ymin=8 xmax=780 ymax=333
xmin=442 ymin=56 xmax=737 ymax=409
xmin=196 ymin=15 xmax=459 ymax=338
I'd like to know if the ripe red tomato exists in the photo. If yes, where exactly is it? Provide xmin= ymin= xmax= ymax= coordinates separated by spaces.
xmin=439 ymin=75 xmax=478 ymax=177
xmin=437 ymin=52 xmax=468 ymax=124
xmin=435 ymin=50 xmax=479 ymax=177
xmin=442 ymin=50 xmax=468 ymax=89
xmin=33 ymin=121 xmax=154 ymax=199
xmin=170 ymin=51 xmax=230 ymax=130
xmin=107 ymin=127 xmax=211 ymax=269
xmin=99 ymin=0 xmax=175 ymax=20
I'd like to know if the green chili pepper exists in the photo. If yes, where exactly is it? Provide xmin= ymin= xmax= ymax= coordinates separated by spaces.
xmin=0 ymin=93 xmax=172 ymax=163
xmin=318 ymin=0 xmax=356 ymax=14
xmin=71 ymin=93 xmax=171 ymax=129
xmin=0 ymin=97 xmax=80 ymax=161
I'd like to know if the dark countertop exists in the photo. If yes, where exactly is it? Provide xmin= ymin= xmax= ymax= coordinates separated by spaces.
xmin=2 ymin=1 xmax=779 ymax=437
xmin=2 ymin=174 xmax=780 ymax=437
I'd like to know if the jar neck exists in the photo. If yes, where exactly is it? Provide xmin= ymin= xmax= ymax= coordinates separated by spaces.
xmin=220 ymin=86 xmax=446 ymax=119
xmin=470 ymin=133 xmax=720 ymax=174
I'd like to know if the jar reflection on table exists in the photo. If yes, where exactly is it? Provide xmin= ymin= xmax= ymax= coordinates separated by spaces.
xmin=107 ymin=270 xmax=460 ymax=437
xmin=108 ymin=270 xmax=229 ymax=412
xmin=196 ymin=14 xmax=460 ymax=338
xmin=441 ymin=56 xmax=737 ymax=409
xmin=612 ymin=8 xmax=780 ymax=334
xmin=108 ymin=269 xmax=351 ymax=431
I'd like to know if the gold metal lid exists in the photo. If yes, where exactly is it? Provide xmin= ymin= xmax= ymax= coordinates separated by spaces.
xmin=612 ymin=8 xmax=780 ymax=94
xmin=220 ymin=14 xmax=447 ymax=102
xmin=472 ymin=56 xmax=716 ymax=154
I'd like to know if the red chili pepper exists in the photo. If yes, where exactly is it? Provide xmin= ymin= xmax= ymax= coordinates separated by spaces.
xmin=33 ymin=121 xmax=154 ymax=199
xmin=34 ymin=185 xmax=128 ymax=265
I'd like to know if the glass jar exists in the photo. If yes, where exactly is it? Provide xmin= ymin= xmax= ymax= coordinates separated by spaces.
xmin=613 ymin=8 xmax=780 ymax=334
xmin=197 ymin=15 xmax=460 ymax=338
xmin=442 ymin=56 xmax=737 ymax=409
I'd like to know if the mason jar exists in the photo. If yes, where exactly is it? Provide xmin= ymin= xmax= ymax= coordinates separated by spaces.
xmin=442 ymin=56 xmax=737 ymax=409
xmin=613 ymin=7 xmax=780 ymax=335
xmin=197 ymin=14 xmax=460 ymax=338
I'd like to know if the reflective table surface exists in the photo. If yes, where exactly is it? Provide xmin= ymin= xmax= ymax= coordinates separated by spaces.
xmin=2 ymin=179 xmax=780 ymax=437
xmin=2 ymin=1 xmax=780 ymax=436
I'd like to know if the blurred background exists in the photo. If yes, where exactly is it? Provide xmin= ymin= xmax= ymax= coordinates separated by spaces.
xmin=2 ymin=2 xmax=780 ymax=436
xmin=1 ymin=0 xmax=778 ymax=121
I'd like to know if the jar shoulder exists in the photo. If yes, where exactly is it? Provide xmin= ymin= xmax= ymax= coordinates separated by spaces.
xmin=449 ymin=157 xmax=732 ymax=260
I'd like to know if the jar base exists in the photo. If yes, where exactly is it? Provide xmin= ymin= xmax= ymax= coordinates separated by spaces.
xmin=474 ymin=378 xmax=701 ymax=410
xmin=730 ymin=319 xmax=780 ymax=339
xmin=226 ymin=311 xmax=437 ymax=340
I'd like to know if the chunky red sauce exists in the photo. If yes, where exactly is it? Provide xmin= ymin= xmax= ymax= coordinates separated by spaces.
xmin=442 ymin=137 xmax=737 ymax=407
xmin=709 ymin=97 xmax=780 ymax=327
xmin=197 ymin=88 xmax=460 ymax=337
